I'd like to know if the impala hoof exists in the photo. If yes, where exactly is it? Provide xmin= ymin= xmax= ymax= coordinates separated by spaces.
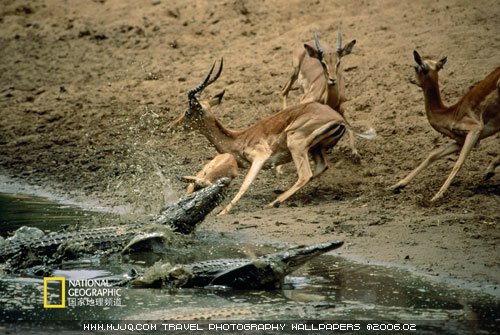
xmin=484 ymin=171 xmax=495 ymax=181
xmin=272 ymin=201 xmax=281 ymax=208
xmin=388 ymin=184 xmax=405 ymax=194
xmin=350 ymin=152 xmax=362 ymax=164
xmin=217 ymin=209 xmax=229 ymax=217
xmin=430 ymin=193 xmax=443 ymax=203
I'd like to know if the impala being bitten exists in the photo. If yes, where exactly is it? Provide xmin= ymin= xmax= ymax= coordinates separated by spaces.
xmin=281 ymin=30 xmax=361 ymax=161
xmin=181 ymin=153 xmax=238 ymax=194
xmin=389 ymin=50 xmax=500 ymax=202
xmin=172 ymin=58 xmax=375 ymax=215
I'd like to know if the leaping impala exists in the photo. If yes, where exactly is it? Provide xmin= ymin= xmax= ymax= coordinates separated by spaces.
xmin=389 ymin=50 xmax=500 ymax=202
xmin=171 ymin=58 xmax=375 ymax=216
xmin=281 ymin=30 xmax=361 ymax=161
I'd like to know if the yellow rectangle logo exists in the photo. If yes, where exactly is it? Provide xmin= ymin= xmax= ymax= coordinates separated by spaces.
xmin=43 ymin=277 xmax=66 ymax=308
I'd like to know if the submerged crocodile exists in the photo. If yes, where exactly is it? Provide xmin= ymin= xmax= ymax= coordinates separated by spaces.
xmin=0 ymin=178 xmax=229 ymax=270
xmin=130 ymin=240 xmax=344 ymax=289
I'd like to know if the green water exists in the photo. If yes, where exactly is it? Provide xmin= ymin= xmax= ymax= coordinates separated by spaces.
xmin=0 ymin=192 xmax=498 ymax=334
xmin=0 ymin=192 xmax=114 ymax=235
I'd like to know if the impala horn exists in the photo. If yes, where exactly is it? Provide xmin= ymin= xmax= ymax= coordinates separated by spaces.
xmin=337 ymin=27 xmax=342 ymax=54
xmin=188 ymin=58 xmax=224 ymax=103
xmin=313 ymin=32 xmax=324 ymax=61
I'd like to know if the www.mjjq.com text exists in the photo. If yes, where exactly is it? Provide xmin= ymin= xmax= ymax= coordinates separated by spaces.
xmin=83 ymin=322 xmax=418 ymax=332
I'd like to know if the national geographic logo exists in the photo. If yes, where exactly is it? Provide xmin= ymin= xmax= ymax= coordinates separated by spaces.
xmin=43 ymin=277 xmax=122 ymax=308
xmin=43 ymin=277 xmax=66 ymax=308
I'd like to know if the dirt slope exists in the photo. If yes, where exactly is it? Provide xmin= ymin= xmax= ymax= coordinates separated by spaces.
xmin=0 ymin=0 xmax=499 ymax=294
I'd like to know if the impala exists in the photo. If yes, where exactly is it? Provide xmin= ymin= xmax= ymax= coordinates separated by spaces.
xmin=172 ymin=58 xmax=375 ymax=215
xmin=181 ymin=153 xmax=238 ymax=194
xmin=281 ymin=30 xmax=360 ymax=161
xmin=389 ymin=50 xmax=500 ymax=201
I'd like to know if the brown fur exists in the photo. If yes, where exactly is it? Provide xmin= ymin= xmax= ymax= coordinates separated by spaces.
xmin=280 ymin=31 xmax=361 ymax=161
xmin=182 ymin=153 xmax=238 ymax=194
xmin=172 ymin=59 xmax=360 ymax=215
xmin=174 ymin=98 xmax=350 ymax=215
xmin=389 ymin=51 xmax=500 ymax=201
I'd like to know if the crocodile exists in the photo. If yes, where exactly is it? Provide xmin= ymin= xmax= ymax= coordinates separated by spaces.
xmin=0 ymin=178 xmax=229 ymax=269
xmin=130 ymin=240 xmax=344 ymax=289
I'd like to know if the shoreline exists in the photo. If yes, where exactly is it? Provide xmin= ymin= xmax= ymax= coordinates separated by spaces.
xmin=2 ymin=172 xmax=498 ymax=299
xmin=0 ymin=173 xmax=133 ymax=215
xmin=203 ymin=218 xmax=500 ymax=300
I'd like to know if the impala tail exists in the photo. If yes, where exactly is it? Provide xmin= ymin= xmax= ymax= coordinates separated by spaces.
xmin=347 ymin=125 xmax=377 ymax=140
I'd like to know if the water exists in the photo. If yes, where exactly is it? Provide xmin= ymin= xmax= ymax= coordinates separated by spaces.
xmin=0 ymin=192 xmax=107 ymax=235
xmin=0 ymin=192 xmax=498 ymax=334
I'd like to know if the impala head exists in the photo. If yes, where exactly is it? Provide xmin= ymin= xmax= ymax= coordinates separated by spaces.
xmin=304 ymin=29 xmax=356 ymax=86
xmin=412 ymin=50 xmax=448 ymax=87
xmin=170 ymin=58 xmax=225 ymax=130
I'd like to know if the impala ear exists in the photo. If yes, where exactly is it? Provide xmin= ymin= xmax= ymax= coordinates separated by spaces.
xmin=209 ymin=90 xmax=225 ymax=106
xmin=413 ymin=50 xmax=429 ymax=74
xmin=304 ymin=44 xmax=320 ymax=59
xmin=436 ymin=56 xmax=447 ymax=71
xmin=413 ymin=50 xmax=423 ymax=66
xmin=338 ymin=40 xmax=356 ymax=57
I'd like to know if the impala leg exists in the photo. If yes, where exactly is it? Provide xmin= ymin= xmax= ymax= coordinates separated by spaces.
xmin=280 ymin=67 xmax=299 ymax=109
xmin=346 ymin=128 xmax=361 ymax=163
xmin=186 ymin=183 xmax=196 ymax=194
xmin=275 ymin=164 xmax=285 ymax=176
xmin=311 ymin=146 xmax=328 ymax=178
xmin=307 ymin=122 xmax=344 ymax=180
xmin=337 ymin=106 xmax=360 ymax=163
xmin=181 ymin=176 xmax=211 ymax=194
xmin=217 ymin=158 xmax=267 ymax=216
xmin=484 ymin=154 xmax=500 ymax=180
xmin=180 ymin=176 xmax=199 ymax=194
xmin=431 ymin=131 xmax=481 ymax=202
xmin=269 ymin=149 xmax=313 ymax=207
xmin=389 ymin=142 xmax=462 ymax=193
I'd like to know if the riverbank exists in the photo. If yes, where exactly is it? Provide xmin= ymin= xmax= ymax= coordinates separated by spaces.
xmin=1 ymin=171 xmax=498 ymax=298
